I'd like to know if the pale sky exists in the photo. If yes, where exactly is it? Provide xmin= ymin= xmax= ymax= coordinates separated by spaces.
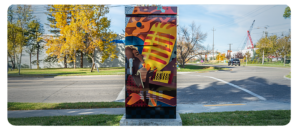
xmin=29 ymin=4 xmax=291 ymax=54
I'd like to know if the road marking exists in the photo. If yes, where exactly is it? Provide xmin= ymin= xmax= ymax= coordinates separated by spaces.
xmin=203 ymin=104 xmax=245 ymax=107
xmin=115 ymin=85 xmax=125 ymax=102
xmin=202 ymin=76 xmax=266 ymax=101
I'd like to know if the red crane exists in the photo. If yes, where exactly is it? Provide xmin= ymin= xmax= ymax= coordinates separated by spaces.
xmin=241 ymin=20 xmax=255 ymax=50
xmin=247 ymin=30 xmax=254 ymax=49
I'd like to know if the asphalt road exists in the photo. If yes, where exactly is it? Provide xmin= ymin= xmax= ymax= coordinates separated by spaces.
xmin=7 ymin=65 xmax=291 ymax=104
xmin=8 ymin=75 xmax=125 ymax=103
xmin=177 ymin=64 xmax=291 ymax=104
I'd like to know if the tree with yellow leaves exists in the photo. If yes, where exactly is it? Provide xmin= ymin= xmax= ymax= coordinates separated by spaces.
xmin=68 ymin=5 xmax=118 ymax=71
xmin=8 ymin=5 xmax=35 ymax=75
xmin=255 ymin=36 xmax=273 ymax=65
xmin=45 ymin=5 xmax=118 ymax=71
xmin=216 ymin=53 xmax=225 ymax=63
xmin=45 ymin=5 xmax=72 ymax=68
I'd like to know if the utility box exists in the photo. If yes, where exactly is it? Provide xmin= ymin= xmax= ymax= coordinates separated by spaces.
xmin=124 ymin=6 xmax=177 ymax=119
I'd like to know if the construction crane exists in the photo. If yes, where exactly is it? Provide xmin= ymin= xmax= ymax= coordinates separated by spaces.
xmin=246 ymin=30 xmax=254 ymax=49
xmin=241 ymin=20 xmax=255 ymax=50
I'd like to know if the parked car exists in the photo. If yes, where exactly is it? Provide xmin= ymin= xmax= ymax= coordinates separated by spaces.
xmin=228 ymin=58 xmax=240 ymax=66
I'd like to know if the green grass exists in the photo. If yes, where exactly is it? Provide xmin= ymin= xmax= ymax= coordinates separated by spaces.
xmin=241 ymin=63 xmax=290 ymax=68
xmin=8 ymin=114 xmax=123 ymax=126
xmin=7 ymin=67 xmax=125 ymax=77
xmin=8 ymin=102 xmax=125 ymax=111
xmin=181 ymin=110 xmax=290 ymax=126
xmin=286 ymin=75 xmax=300 ymax=78
xmin=178 ymin=65 xmax=228 ymax=72
xmin=8 ymin=110 xmax=290 ymax=125
xmin=286 ymin=72 xmax=300 ymax=78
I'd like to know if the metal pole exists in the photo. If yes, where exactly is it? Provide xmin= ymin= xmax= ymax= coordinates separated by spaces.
xmin=212 ymin=27 xmax=216 ymax=60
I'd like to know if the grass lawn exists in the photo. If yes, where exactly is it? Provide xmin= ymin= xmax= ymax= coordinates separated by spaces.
xmin=7 ymin=67 xmax=125 ymax=77
xmin=181 ymin=110 xmax=290 ymax=125
xmin=8 ymin=110 xmax=290 ymax=126
xmin=8 ymin=114 xmax=123 ymax=126
xmin=8 ymin=102 xmax=125 ymax=110
xmin=178 ymin=65 xmax=228 ymax=72
xmin=240 ymin=62 xmax=290 ymax=68
xmin=286 ymin=73 xmax=291 ymax=78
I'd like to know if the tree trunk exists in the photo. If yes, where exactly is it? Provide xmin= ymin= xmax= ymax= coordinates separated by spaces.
xmin=37 ymin=47 xmax=39 ymax=69
xmin=88 ymin=54 xmax=95 ymax=72
xmin=18 ymin=51 xmax=22 ymax=75
xmin=18 ymin=31 xmax=24 ymax=75
xmin=80 ymin=51 xmax=83 ymax=68
xmin=64 ymin=55 xmax=67 ymax=68
xmin=262 ymin=50 xmax=264 ymax=65
xmin=12 ymin=54 xmax=15 ymax=69
xmin=246 ymin=58 xmax=247 ymax=66
xmin=29 ymin=53 xmax=31 ymax=69
xmin=284 ymin=54 xmax=286 ymax=66
xmin=91 ymin=58 xmax=95 ymax=72
xmin=10 ymin=56 xmax=15 ymax=70
xmin=73 ymin=51 xmax=76 ymax=69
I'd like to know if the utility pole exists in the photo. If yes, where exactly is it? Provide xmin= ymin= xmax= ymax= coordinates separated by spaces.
xmin=228 ymin=44 xmax=232 ymax=59
xmin=212 ymin=27 xmax=216 ymax=60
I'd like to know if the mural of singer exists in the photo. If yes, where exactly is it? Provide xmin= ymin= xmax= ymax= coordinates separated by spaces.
xmin=125 ymin=6 xmax=178 ymax=119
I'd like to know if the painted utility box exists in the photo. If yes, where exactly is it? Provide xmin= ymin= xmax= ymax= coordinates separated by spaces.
xmin=125 ymin=6 xmax=177 ymax=119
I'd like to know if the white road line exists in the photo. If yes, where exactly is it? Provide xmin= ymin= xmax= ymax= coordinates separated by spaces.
xmin=114 ymin=85 xmax=125 ymax=102
xmin=202 ymin=76 xmax=266 ymax=101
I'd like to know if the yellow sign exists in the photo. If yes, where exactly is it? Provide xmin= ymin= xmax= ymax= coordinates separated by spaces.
xmin=153 ymin=71 xmax=171 ymax=83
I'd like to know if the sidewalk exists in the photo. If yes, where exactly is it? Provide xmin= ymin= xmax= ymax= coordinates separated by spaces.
xmin=8 ymin=101 xmax=290 ymax=118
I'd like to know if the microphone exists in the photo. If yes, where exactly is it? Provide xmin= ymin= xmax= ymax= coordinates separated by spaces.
xmin=129 ymin=58 xmax=133 ymax=75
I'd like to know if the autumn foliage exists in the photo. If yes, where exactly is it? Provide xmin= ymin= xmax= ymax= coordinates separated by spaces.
xmin=44 ymin=5 xmax=118 ymax=70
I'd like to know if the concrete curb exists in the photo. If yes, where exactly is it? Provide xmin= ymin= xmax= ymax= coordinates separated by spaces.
xmin=114 ymin=86 xmax=125 ymax=102
xmin=283 ymin=75 xmax=300 ymax=80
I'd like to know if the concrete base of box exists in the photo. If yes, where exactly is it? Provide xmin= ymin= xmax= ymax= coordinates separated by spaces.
xmin=119 ymin=113 xmax=182 ymax=126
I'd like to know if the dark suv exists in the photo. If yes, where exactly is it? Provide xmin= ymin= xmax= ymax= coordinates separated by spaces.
xmin=228 ymin=58 xmax=240 ymax=66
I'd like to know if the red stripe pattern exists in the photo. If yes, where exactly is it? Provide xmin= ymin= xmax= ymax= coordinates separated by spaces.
xmin=157 ymin=32 xmax=175 ymax=39
xmin=149 ymin=55 xmax=167 ymax=65
xmin=155 ymin=37 xmax=173 ymax=45
xmin=150 ymin=49 xmax=169 ymax=58
xmin=152 ymin=43 xmax=171 ymax=52
xmin=143 ymin=48 xmax=149 ymax=52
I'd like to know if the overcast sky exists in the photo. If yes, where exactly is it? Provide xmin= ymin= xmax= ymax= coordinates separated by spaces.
xmin=31 ymin=4 xmax=291 ymax=53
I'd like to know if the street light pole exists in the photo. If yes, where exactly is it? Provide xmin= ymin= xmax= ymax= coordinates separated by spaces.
xmin=212 ymin=27 xmax=216 ymax=60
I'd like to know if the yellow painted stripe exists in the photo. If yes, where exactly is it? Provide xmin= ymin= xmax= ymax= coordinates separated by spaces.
xmin=203 ymin=104 xmax=245 ymax=107
xmin=148 ymin=90 xmax=174 ymax=100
